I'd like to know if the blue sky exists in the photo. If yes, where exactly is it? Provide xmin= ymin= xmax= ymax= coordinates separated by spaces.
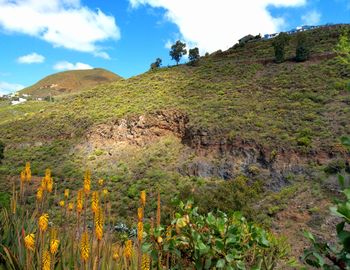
xmin=0 ymin=0 xmax=349 ymax=95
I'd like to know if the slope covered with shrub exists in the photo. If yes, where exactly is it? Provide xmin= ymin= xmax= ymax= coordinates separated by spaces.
xmin=0 ymin=25 xmax=349 ymax=263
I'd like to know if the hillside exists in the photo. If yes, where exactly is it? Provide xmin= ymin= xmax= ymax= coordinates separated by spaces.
xmin=20 ymin=68 xmax=122 ymax=98
xmin=0 ymin=24 xmax=349 ymax=262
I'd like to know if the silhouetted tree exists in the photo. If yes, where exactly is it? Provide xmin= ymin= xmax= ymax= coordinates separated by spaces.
xmin=150 ymin=58 xmax=162 ymax=70
xmin=188 ymin=47 xmax=200 ymax=65
xmin=169 ymin=40 xmax=187 ymax=65
xmin=272 ymin=32 xmax=290 ymax=63
xmin=295 ymin=32 xmax=310 ymax=62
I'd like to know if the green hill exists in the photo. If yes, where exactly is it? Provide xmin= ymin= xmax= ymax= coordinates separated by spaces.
xmin=0 ymin=24 xmax=349 ymax=259
xmin=20 ymin=68 xmax=122 ymax=98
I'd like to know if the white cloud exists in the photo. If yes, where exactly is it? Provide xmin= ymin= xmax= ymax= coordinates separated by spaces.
xmin=130 ymin=0 xmax=306 ymax=53
xmin=301 ymin=10 xmax=321 ymax=25
xmin=93 ymin=51 xmax=111 ymax=60
xmin=0 ymin=0 xmax=120 ymax=57
xmin=53 ymin=61 xmax=93 ymax=71
xmin=17 ymin=52 xmax=45 ymax=64
xmin=0 ymin=81 xmax=25 ymax=95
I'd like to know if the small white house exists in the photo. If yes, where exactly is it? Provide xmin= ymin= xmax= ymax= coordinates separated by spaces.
xmin=11 ymin=97 xmax=27 ymax=105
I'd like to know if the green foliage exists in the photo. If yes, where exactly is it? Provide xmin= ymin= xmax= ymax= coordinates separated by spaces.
xmin=145 ymin=200 xmax=289 ymax=269
xmin=304 ymin=183 xmax=350 ymax=268
xmin=178 ymin=175 xmax=262 ymax=219
xmin=0 ymin=192 xmax=10 ymax=208
xmin=169 ymin=40 xmax=187 ymax=65
xmin=324 ymin=159 xmax=346 ymax=175
xmin=150 ymin=58 xmax=162 ymax=70
xmin=304 ymin=138 xmax=350 ymax=269
xmin=272 ymin=32 xmax=291 ymax=63
xmin=296 ymin=32 xmax=311 ymax=62
xmin=335 ymin=32 xmax=350 ymax=65
xmin=188 ymin=47 xmax=200 ymax=65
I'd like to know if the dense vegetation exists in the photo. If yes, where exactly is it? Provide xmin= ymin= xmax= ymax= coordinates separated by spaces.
xmin=0 ymin=25 xmax=349 ymax=266
xmin=0 ymin=164 xmax=290 ymax=269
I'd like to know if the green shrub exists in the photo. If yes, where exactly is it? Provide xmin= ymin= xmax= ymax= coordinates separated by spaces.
xmin=145 ymin=200 xmax=290 ymax=269
xmin=324 ymin=159 xmax=346 ymax=174
xmin=272 ymin=33 xmax=291 ymax=63
xmin=304 ymin=175 xmax=350 ymax=268
xmin=178 ymin=175 xmax=263 ymax=219
xmin=296 ymin=32 xmax=311 ymax=62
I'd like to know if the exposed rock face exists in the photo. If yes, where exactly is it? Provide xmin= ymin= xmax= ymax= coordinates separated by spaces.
xmin=86 ymin=110 xmax=188 ymax=148
xmin=83 ymin=110 xmax=345 ymax=190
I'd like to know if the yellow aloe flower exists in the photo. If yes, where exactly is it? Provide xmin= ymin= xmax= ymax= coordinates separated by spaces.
xmin=138 ymin=207 xmax=143 ymax=222
xmin=94 ymin=207 xmax=104 ymax=240
xmin=123 ymin=240 xmax=132 ymax=260
xmin=141 ymin=254 xmax=150 ymax=270
xmin=50 ymin=239 xmax=60 ymax=255
xmin=42 ymin=250 xmax=51 ymax=270
xmin=137 ymin=221 xmax=143 ymax=242
xmin=24 ymin=233 xmax=35 ymax=251
xmin=25 ymin=162 xmax=31 ymax=182
xmin=20 ymin=170 xmax=26 ymax=183
xmin=140 ymin=190 xmax=146 ymax=207
xmin=68 ymin=202 xmax=74 ymax=211
xmin=112 ymin=246 xmax=119 ymax=261
xmin=38 ymin=213 xmax=49 ymax=232
xmin=64 ymin=189 xmax=69 ymax=198
xmin=80 ymin=231 xmax=90 ymax=261
xmin=91 ymin=191 xmax=99 ymax=214
xmin=83 ymin=170 xmax=91 ymax=195
xmin=47 ymin=177 xmax=53 ymax=193
xmin=76 ymin=190 xmax=84 ymax=214
xmin=59 ymin=200 xmax=65 ymax=207
xmin=36 ymin=187 xmax=43 ymax=202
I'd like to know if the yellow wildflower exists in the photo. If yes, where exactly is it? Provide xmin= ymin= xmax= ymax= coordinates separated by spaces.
xmin=25 ymin=162 xmax=31 ymax=182
xmin=36 ymin=187 xmax=43 ymax=202
xmin=91 ymin=191 xmax=99 ymax=214
xmin=20 ymin=170 xmax=25 ymax=183
xmin=24 ymin=233 xmax=35 ymax=251
xmin=76 ymin=190 xmax=83 ymax=214
xmin=83 ymin=170 xmax=91 ymax=195
xmin=141 ymin=254 xmax=150 ymax=270
xmin=41 ymin=177 xmax=46 ymax=190
xmin=112 ymin=245 xmax=120 ymax=261
xmin=64 ymin=189 xmax=69 ymax=198
xmin=94 ymin=207 xmax=104 ymax=240
xmin=138 ymin=207 xmax=143 ymax=222
xmin=68 ymin=202 xmax=74 ymax=211
xmin=98 ymin=179 xmax=104 ymax=186
xmin=102 ymin=189 xmax=108 ymax=197
xmin=80 ymin=231 xmax=90 ymax=261
xmin=140 ymin=190 xmax=146 ymax=207
xmin=137 ymin=221 xmax=143 ymax=242
xmin=50 ymin=239 xmax=60 ymax=254
xmin=42 ymin=250 xmax=51 ymax=270
xmin=124 ymin=240 xmax=132 ymax=260
xmin=59 ymin=200 xmax=65 ymax=207
xmin=38 ymin=213 xmax=49 ymax=232
xmin=47 ymin=177 xmax=53 ymax=193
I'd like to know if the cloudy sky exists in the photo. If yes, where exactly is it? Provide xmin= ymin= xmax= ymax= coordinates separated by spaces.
xmin=0 ymin=0 xmax=349 ymax=95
